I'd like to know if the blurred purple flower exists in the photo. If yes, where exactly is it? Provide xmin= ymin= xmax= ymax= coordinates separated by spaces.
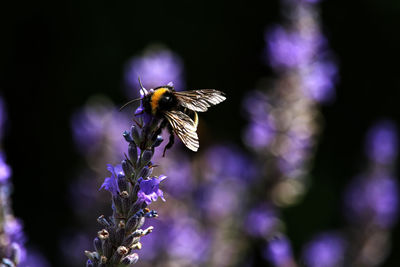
xmin=204 ymin=145 xmax=256 ymax=183
xmin=71 ymin=102 xmax=129 ymax=156
xmin=199 ymin=180 xmax=242 ymax=220
xmin=344 ymin=174 xmax=399 ymax=228
xmin=302 ymin=60 xmax=337 ymax=103
xmin=125 ymin=48 xmax=185 ymax=98
xmin=100 ymin=164 xmax=124 ymax=196
xmin=263 ymin=236 xmax=294 ymax=266
xmin=266 ymin=26 xmax=322 ymax=69
xmin=163 ymin=152 xmax=194 ymax=196
xmin=137 ymin=175 xmax=167 ymax=205
xmin=242 ymin=91 xmax=271 ymax=119
xmin=265 ymin=23 xmax=337 ymax=104
xmin=0 ymin=153 xmax=11 ymax=183
xmin=4 ymin=218 xmax=25 ymax=245
xmin=245 ymin=204 xmax=279 ymax=237
xmin=244 ymin=121 xmax=275 ymax=149
xmin=278 ymin=133 xmax=312 ymax=175
xmin=365 ymin=120 xmax=398 ymax=165
xmin=302 ymin=232 xmax=346 ymax=267
xmin=242 ymin=91 xmax=276 ymax=149
xmin=169 ymin=219 xmax=210 ymax=263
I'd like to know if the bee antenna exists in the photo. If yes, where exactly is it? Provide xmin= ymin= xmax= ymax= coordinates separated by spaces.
xmin=119 ymin=98 xmax=142 ymax=111
xmin=138 ymin=76 xmax=144 ymax=90
xmin=137 ymin=76 xmax=148 ymax=97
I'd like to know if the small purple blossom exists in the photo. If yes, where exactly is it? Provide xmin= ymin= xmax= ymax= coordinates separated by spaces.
xmin=365 ymin=120 xmax=398 ymax=165
xmin=124 ymin=48 xmax=185 ymax=97
xmin=302 ymin=232 xmax=346 ymax=267
xmin=137 ymin=175 xmax=167 ymax=205
xmin=100 ymin=164 xmax=124 ymax=196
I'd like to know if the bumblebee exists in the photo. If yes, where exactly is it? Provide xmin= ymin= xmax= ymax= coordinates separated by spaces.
xmin=122 ymin=80 xmax=226 ymax=155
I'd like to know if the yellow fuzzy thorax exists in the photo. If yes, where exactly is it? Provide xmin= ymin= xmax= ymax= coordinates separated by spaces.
xmin=150 ymin=87 xmax=169 ymax=115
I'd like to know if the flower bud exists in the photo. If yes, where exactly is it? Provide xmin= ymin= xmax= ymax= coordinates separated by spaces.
xmin=121 ymin=253 xmax=139 ymax=265
xmin=141 ymin=150 xmax=153 ymax=166
xmin=131 ymin=125 xmax=141 ymax=145
xmin=93 ymin=237 xmax=102 ymax=255
xmin=129 ymin=143 xmax=138 ymax=165
xmin=123 ymin=131 xmax=133 ymax=143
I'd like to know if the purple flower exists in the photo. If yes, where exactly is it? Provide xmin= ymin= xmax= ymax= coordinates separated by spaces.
xmin=124 ymin=48 xmax=185 ymax=98
xmin=263 ymin=236 xmax=294 ymax=267
xmin=0 ymin=152 xmax=11 ymax=183
xmin=137 ymin=175 xmax=167 ymax=205
xmin=344 ymin=174 xmax=399 ymax=228
xmin=100 ymin=164 xmax=124 ymax=196
xmin=302 ymin=232 xmax=346 ymax=267
xmin=245 ymin=204 xmax=279 ymax=237
xmin=365 ymin=120 xmax=398 ymax=165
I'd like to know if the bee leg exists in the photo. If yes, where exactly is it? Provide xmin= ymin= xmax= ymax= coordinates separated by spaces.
xmin=162 ymin=125 xmax=175 ymax=157
xmin=153 ymin=119 xmax=168 ymax=141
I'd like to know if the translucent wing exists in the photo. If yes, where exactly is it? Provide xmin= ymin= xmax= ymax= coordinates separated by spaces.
xmin=164 ymin=110 xmax=199 ymax=152
xmin=174 ymin=89 xmax=226 ymax=112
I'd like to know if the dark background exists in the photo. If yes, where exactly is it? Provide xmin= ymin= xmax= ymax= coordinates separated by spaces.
xmin=1 ymin=0 xmax=400 ymax=266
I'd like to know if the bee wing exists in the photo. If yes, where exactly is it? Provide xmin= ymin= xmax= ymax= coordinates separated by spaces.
xmin=164 ymin=110 xmax=199 ymax=152
xmin=174 ymin=89 xmax=226 ymax=112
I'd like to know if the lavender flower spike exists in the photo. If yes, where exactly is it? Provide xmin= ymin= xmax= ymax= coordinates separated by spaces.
xmin=85 ymin=88 xmax=170 ymax=266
